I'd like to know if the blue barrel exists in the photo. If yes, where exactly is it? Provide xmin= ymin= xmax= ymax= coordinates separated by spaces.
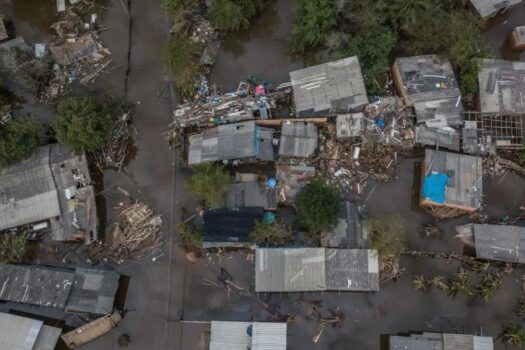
xmin=263 ymin=212 xmax=276 ymax=224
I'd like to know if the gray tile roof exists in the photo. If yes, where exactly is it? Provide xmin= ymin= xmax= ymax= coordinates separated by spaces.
xmin=470 ymin=0 xmax=521 ymax=18
xmin=255 ymin=248 xmax=379 ymax=292
xmin=226 ymin=182 xmax=277 ymax=209
xmin=290 ymin=56 xmax=368 ymax=116
xmin=210 ymin=321 xmax=287 ymax=350
xmin=422 ymin=149 xmax=483 ymax=210
xmin=188 ymin=121 xmax=275 ymax=165
xmin=390 ymin=332 xmax=494 ymax=350
xmin=0 ymin=265 xmax=74 ymax=309
xmin=278 ymin=122 xmax=318 ymax=158
xmin=65 ymin=268 xmax=120 ymax=314
xmin=479 ymin=58 xmax=525 ymax=114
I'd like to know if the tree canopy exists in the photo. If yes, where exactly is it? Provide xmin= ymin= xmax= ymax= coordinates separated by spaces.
xmin=366 ymin=214 xmax=406 ymax=262
xmin=0 ymin=116 xmax=45 ymax=168
xmin=294 ymin=178 xmax=341 ymax=236
xmin=186 ymin=163 xmax=230 ymax=208
xmin=250 ymin=220 xmax=292 ymax=246
xmin=207 ymin=0 xmax=262 ymax=32
xmin=161 ymin=0 xmax=199 ymax=17
xmin=53 ymin=97 xmax=113 ymax=154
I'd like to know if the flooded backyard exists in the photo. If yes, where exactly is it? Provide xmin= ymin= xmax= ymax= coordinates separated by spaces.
xmin=0 ymin=0 xmax=524 ymax=349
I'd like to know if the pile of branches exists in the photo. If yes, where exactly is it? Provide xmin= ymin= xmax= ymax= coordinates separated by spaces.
xmin=91 ymin=112 xmax=133 ymax=171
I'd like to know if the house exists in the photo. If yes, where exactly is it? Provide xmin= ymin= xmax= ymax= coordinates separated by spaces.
xmin=420 ymin=149 xmax=483 ymax=212
xmin=202 ymin=207 xmax=264 ymax=248
xmin=226 ymin=182 xmax=276 ymax=210
xmin=336 ymin=113 xmax=364 ymax=139
xmin=0 ymin=264 xmax=119 ymax=314
xmin=479 ymin=59 xmax=525 ymax=114
xmin=255 ymin=248 xmax=379 ymax=292
xmin=470 ymin=0 xmax=521 ymax=18
xmin=278 ymin=122 xmax=318 ymax=158
xmin=187 ymin=121 xmax=275 ymax=165
xmin=275 ymin=165 xmax=315 ymax=204
xmin=0 ymin=312 xmax=62 ymax=350
xmin=456 ymin=224 xmax=525 ymax=263
xmin=0 ymin=143 xmax=97 ymax=243
xmin=390 ymin=332 xmax=493 ymax=350
xmin=209 ymin=321 xmax=287 ymax=350
xmin=509 ymin=26 xmax=525 ymax=50
xmin=49 ymin=33 xmax=101 ymax=66
xmin=289 ymin=56 xmax=368 ymax=117
xmin=321 ymin=202 xmax=365 ymax=248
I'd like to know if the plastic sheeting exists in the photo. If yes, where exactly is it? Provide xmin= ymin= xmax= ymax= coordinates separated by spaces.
xmin=422 ymin=172 xmax=450 ymax=204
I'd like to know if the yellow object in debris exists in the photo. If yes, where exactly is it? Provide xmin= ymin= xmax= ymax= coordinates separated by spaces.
xmin=210 ymin=117 xmax=214 ymax=123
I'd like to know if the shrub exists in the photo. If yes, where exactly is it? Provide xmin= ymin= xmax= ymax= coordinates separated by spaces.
xmin=186 ymin=163 xmax=230 ymax=208
xmin=0 ymin=233 xmax=26 ymax=264
xmin=177 ymin=222 xmax=202 ymax=252
xmin=366 ymin=214 xmax=406 ymax=262
xmin=250 ymin=220 xmax=291 ymax=246
xmin=0 ymin=117 xmax=44 ymax=167
xmin=161 ymin=0 xmax=199 ymax=17
xmin=207 ymin=0 xmax=262 ymax=32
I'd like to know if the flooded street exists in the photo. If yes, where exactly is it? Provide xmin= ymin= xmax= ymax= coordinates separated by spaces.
xmin=1 ymin=0 xmax=524 ymax=349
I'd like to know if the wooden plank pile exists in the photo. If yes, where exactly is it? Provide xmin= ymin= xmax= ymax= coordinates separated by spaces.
xmin=91 ymin=113 xmax=133 ymax=171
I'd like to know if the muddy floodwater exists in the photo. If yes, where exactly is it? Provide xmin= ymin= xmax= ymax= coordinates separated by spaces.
xmin=1 ymin=0 xmax=525 ymax=349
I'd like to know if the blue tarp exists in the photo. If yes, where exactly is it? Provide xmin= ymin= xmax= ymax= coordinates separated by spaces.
xmin=422 ymin=172 xmax=450 ymax=204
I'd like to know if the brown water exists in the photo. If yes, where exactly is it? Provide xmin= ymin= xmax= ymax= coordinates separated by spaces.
xmin=483 ymin=3 xmax=525 ymax=59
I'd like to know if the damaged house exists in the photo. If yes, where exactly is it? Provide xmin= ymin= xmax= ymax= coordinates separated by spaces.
xmin=0 ymin=143 xmax=97 ymax=243
xmin=208 ymin=321 xmax=287 ymax=350
xmin=187 ymin=121 xmax=275 ymax=165
xmin=470 ymin=0 xmax=521 ymax=18
xmin=255 ymin=248 xmax=379 ymax=292
xmin=290 ymin=56 xmax=368 ymax=117
xmin=393 ymin=55 xmax=462 ymax=151
xmin=278 ymin=121 xmax=318 ymax=158
xmin=420 ymin=149 xmax=483 ymax=212
xmin=456 ymin=223 xmax=525 ymax=263
xmin=390 ymin=332 xmax=493 ymax=350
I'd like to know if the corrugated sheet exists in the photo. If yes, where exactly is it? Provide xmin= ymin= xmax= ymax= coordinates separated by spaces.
xmin=415 ymin=125 xmax=461 ymax=152
xmin=65 ymin=268 xmax=120 ymax=314
xmin=33 ymin=325 xmax=61 ymax=350
xmin=226 ymin=182 xmax=276 ymax=209
xmin=290 ymin=56 xmax=368 ymax=116
xmin=210 ymin=321 xmax=286 ymax=350
xmin=278 ymin=122 xmax=318 ymax=158
xmin=0 ymin=265 xmax=74 ymax=308
xmin=325 ymin=249 xmax=379 ymax=291
xmin=423 ymin=149 xmax=483 ymax=209
xmin=390 ymin=332 xmax=493 ymax=350
xmin=0 ymin=313 xmax=43 ymax=350
xmin=471 ymin=224 xmax=525 ymax=263
xmin=336 ymin=113 xmax=363 ymax=138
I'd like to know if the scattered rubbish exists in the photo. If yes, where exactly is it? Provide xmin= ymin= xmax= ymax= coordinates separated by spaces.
xmin=90 ymin=112 xmax=133 ymax=171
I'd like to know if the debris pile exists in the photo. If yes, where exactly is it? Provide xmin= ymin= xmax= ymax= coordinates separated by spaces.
xmin=484 ymin=155 xmax=525 ymax=178
xmin=189 ymin=16 xmax=215 ymax=45
xmin=91 ymin=113 xmax=133 ymax=171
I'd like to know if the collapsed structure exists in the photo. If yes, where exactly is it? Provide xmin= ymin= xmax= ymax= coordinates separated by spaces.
xmin=390 ymin=332 xmax=494 ymax=350
xmin=456 ymin=224 xmax=525 ymax=263
xmin=290 ymin=56 xmax=368 ymax=116
xmin=0 ymin=312 xmax=62 ymax=350
xmin=209 ymin=321 xmax=287 ymax=350
xmin=255 ymin=248 xmax=379 ymax=292
xmin=0 ymin=264 xmax=119 ymax=315
xmin=420 ymin=149 xmax=483 ymax=212
xmin=0 ymin=143 xmax=97 ymax=244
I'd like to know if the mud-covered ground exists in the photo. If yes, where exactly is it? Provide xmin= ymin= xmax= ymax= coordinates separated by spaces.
xmin=1 ymin=0 xmax=525 ymax=349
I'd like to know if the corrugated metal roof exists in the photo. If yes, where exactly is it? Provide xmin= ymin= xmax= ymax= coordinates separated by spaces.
xmin=278 ymin=122 xmax=318 ymax=158
xmin=65 ymin=268 xmax=120 ymax=314
xmin=0 ymin=313 xmax=43 ymax=350
xmin=336 ymin=113 xmax=363 ymax=139
xmin=415 ymin=125 xmax=461 ymax=152
xmin=226 ymin=182 xmax=277 ymax=209
xmin=33 ymin=325 xmax=62 ymax=350
xmin=423 ymin=149 xmax=483 ymax=210
xmin=255 ymin=248 xmax=379 ymax=292
xmin=210 ymin=321 xmax=286 ymax=350
xmin=468 ymin=224 xmax=525 ymax=263
xmin=390 ymin=332 xmax=493 ymax=350
xmin=290 ymin=56 xmax=368 ymax=116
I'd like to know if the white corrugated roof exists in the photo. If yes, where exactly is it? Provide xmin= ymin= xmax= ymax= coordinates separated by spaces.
xmin=210 ymin=321 xmax=286 ymax=350
xmin=0 ymin=313 xmax=43 ymax=350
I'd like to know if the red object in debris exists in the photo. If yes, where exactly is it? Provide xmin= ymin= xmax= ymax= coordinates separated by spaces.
xmin=255 ymin=85 xmax=265 ymax=96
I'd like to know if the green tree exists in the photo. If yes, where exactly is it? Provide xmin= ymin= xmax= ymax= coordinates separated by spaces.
xmin=186 ymin=163 xmax=230 ymax=208
xmin=294 ymin=178 xmax=341 ymax=237
xmin=344 ymin=25 xmax=396 ymax=94
xmin=177 ymin=222 xmax=203 ymax=253
xmin=388 ymin=0 xmax=430 ymax=30
xmin=161 ymin=0 xmax=199 ymax=17
xmin=162 ymin=33 xmax=203 ymax=98
xmin=53 ymin=97 xmax=113 ymax=154
xmin=207 ymin=0 xmax=262 ymax=32
xmin=0 ymin=117 xmax=45 ymax=167
xmin=0 ymin=233 xmax=26 ymax=264
xmin=290 ymin=0 xmax=339 ymax=53
xmin=498 ymin=323 xmax=525 ymax=347
xmin=250 ymin=220 xmax=292 ymax=246
xmin=340 ymin=0 xmax=387 ymax=32
xmin=366 ymin=214 xmax=406 ymax=262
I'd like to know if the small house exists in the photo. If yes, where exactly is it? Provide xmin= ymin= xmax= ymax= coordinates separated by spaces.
xmin=278 ymin=122 xmax=318 ymax=158
xmin=390 ymin=332 xmax=493 ymax=350
xmin=479 ymin=58 xmax=525 ymax=114
xmin=470 ymin=0 xmax=521 ymax=18
xmin=209 ymin=321 xmax=287 ymax=350
xmin=0 ymin=312 xmax=62 ymax=350
xmin=289 ymin=56 xmax=368 ymax=117
xmin=255 ymin=248 xmax=379 ymax=292
xmin=456 ymin=224 xmax=525 ymax=263
xmin=509 ymin=26 xmax=525 ymax=50
xmin=187 ymin=121 xmax=275 ymax=165
xmin=420 ymin=149 xmax=483 ymax=212
xmin=202 ymin=207 xmax=264 ymax=248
